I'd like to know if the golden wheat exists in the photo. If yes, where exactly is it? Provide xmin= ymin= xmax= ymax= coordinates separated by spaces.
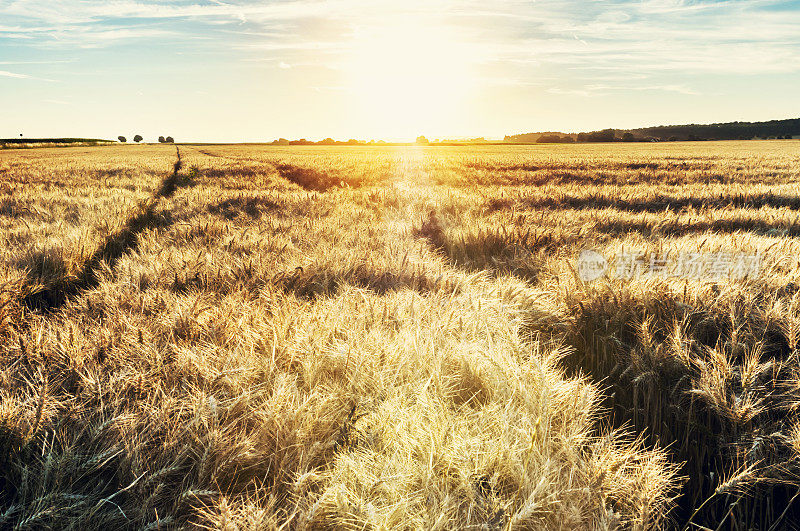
xmin=1 ymin=140 xmax=799 ymax=529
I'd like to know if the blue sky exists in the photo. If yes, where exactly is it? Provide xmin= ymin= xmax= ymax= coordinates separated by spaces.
xmin=1 ymin=0 xmax=799 ymax=142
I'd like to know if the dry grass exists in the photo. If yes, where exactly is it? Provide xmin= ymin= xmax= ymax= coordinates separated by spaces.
xmin=1 ymin=140 xmax=800 ymax=529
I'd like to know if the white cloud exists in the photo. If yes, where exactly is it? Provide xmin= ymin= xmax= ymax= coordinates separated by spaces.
xmin=0 ymin=0 xmax=352 ymax=25
xmin=0 ymin=70 xmax=32 ymax=78
xmin=1 ymin=0 xmax=799 ymax=86
xmin=471 ymin=0 xmax=800 ymax=76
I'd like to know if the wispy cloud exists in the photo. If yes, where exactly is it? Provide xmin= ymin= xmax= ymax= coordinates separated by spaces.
xmin=1 ymin=0 xmax=799 ymax=139
xmin=472 ymin=0 xmax=800 ymax=76
xmin=0 ymin=70 xmax=32 ymax=79
xmin=0 ymin=68 xmax=56 ymax=81
xmin=0 ymin=0 xmax=349 ymax=26
xmin=548 ymin=83 xmax=699 ymax=97
xmin=3 ymin=0 xmax=799 ymax=77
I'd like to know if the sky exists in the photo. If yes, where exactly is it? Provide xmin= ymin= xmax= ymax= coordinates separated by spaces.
xmin=1 ymin=0 xmax=799 ymax=142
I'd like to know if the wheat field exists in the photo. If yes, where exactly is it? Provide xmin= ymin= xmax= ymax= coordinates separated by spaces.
xmin=1 ymin=140 xmax=800 ymax=529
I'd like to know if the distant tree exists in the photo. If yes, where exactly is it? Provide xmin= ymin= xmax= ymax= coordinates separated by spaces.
xmin=416 ymin=135 xmax=429 ymax=144
xmin=272 ymin=138 xmax=290 ymax=146
xmin=592 ymin=129 xmax=617 ymax=142
xmin=165 ymin=136 xmax=174 ymax=143
xmin=537 ymin=134 xmax=572 ymax=143
xmin=133 ymin=134 xmax=143 ymax=143
xmin=158 ymin=136 xmax=166 ymax=143
xmin=576 ymin=129 xmax=617 ymax=143
xmin=118 ymin=136 xmax=127 ymax=143
xmin=622 ymin=132 xmax=635 ymax=142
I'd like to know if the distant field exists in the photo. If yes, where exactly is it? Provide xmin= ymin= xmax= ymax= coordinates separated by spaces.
xmin=1 ymin=139 xmax=115 ymax=150
xmin=1 ymin=140 xmax=800 ymax=529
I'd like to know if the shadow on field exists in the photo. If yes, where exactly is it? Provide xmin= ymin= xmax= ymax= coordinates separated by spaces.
xmin=592 ymin=217 xmax=800 ymax=238
xmin=414 ymin=210 xmax=576 ymax=282
xmin=272 ymin=262 xmax=455 ymax=299
xmin=21 ymin=149 xmax=190 ymax=313
xmin=562 ymin=289 xmax=800 ymax=529
xmin=0 ymin=198 xmax=47 ymax=219
xmin=520 ymin=191 xmax=800 ymax=213
xmin=95 ymin=168 xmax=130 ymax=178
xmin=201 ymin=167 xmax=263 ymax=179
xmin=21 ymin=207 xmax=173 ymax=311
xmin=208 ymin=195 xmax=282 ymax=220
xmin=276 ymin=163 xmax=341 ymax=192
xmin=465 ymin=160 xmax=714 ymax=173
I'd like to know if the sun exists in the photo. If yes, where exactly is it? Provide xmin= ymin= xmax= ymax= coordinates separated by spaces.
xmin=343 ymin=20 xmax=475 ymax=141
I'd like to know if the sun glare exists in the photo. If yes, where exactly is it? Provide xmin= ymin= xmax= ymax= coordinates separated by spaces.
xmin=344 ymin=21 xmax=475 ymax=141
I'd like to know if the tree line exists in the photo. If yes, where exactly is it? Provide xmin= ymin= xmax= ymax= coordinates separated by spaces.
xmin=505 ymin=118 xmax=800 ymax=143
xmin=117 ymin=135 xmax=173 ymax=143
